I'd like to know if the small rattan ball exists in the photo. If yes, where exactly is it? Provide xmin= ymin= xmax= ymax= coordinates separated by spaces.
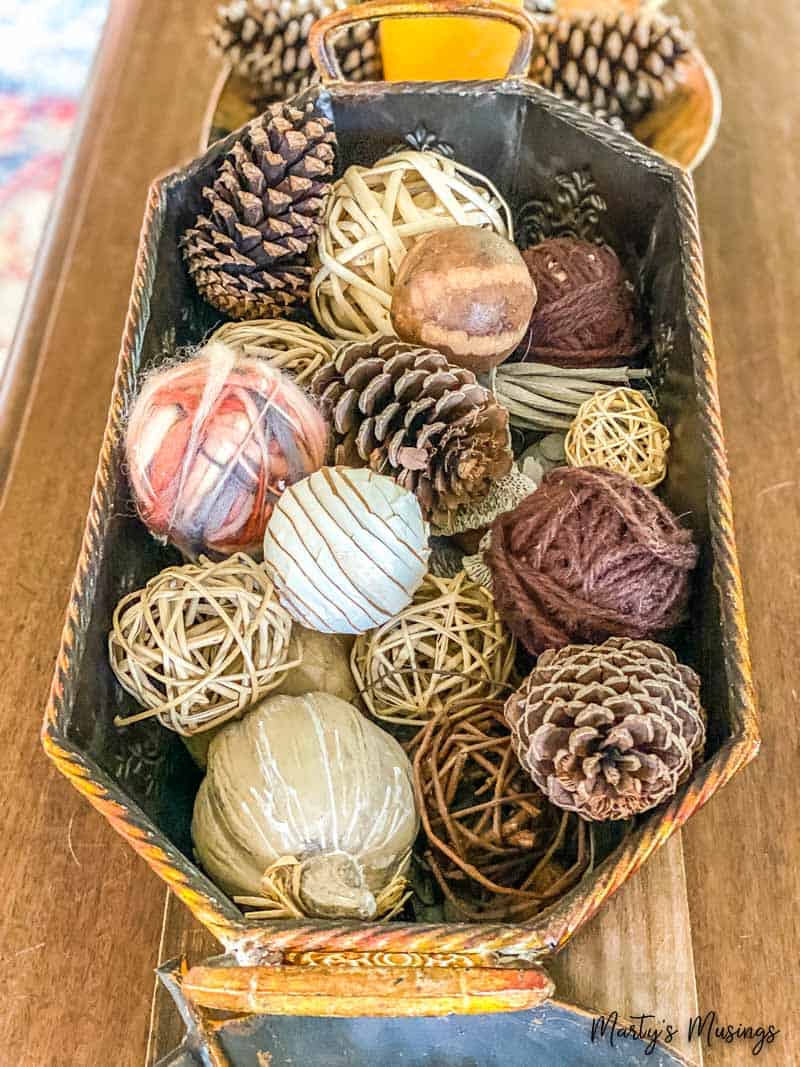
xmin=351 ymin=572 xmax=516 ymax=726
xmin=110 ymin=554 xmax=297 ymax=736
xmin=311 ymin=150 xmax=512 ymax=341
xmin=208 ymin=318 xmax=337 ymax=385
xmin=565 ymin=387 xmax=670 ymax=488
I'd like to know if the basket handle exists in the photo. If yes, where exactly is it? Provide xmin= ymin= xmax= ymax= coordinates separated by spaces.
xmin=182 ymin=960 xmax=553 ymax=1017
xmin=309 ymin=0 xmax=535 ymax=83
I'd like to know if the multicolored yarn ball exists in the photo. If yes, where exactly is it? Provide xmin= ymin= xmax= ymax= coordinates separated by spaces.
xmin=516 ymin=237 xmax=643 ymax=368
xmin=486 ymin=466 xmax=697 ymax=654
xmin=126 ymin=342 xmax=328 ymax=560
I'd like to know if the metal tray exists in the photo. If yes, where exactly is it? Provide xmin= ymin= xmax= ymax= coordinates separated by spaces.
xmin=42 ymin=29 xmax=758 ymax=1014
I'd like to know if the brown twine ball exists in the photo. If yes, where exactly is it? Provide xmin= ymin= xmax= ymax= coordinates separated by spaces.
xmin=516 ymin=237 xmax=643 ymax=367
xmin=350 ymin=572 xmax=516 ymax=726
xmin=413 ymin=700 xmax=590 ymax=921
xmin=486 ymin=466 xmax=698 ymax=655
xmin=110 ymin=554 xmax=297 ymax=735
xmin=565 ymin=387 xmax=670 ymax=488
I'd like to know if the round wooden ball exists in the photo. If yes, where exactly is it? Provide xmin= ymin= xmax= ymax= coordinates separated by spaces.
xmin=390 ymin=227 xmax=537 ymax=373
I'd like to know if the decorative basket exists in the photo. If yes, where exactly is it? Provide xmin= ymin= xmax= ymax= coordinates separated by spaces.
xmin=43 ymin=0 xmax=756 ymax=1021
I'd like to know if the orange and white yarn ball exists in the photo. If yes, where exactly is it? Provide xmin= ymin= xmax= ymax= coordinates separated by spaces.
xmin=126 ymin=342 xmax=328 ymax=559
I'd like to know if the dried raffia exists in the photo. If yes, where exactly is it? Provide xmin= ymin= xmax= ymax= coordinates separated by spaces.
xmin=490 ymin=360 xmax=651 ymax=431
xmin=310 ymin=150 xmax=512 ymax=340
xmin=208 ymin=319 xmax=337 ymax=385
xmin=110 ymin=554 xmax=297 ymax=735
xmin=565 ymin=386 xmax=670 ymax=488
xmin=413 ymin=700 xmax=591 ymax=920
xmin=236 ymin=852 xmax=412 ymax=921
xmin=351 ymin=572 xmax=516 ymax=726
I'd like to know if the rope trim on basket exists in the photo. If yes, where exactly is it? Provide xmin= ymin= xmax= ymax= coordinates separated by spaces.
xmin=311 ymin=150 xmax=512 ymax=340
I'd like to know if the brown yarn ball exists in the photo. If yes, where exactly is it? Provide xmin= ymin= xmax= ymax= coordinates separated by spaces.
xmin=515 ymin=237 xmax=643 ymax=368
xmin=486 ymin=466 xmax=698 ymax=654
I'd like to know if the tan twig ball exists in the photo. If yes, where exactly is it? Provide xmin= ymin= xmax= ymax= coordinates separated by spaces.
xmin=110 ymin=554 xmax=297 ymax=735
xmin=208 ymin=319 xmax=337 ymax=385
xmin=565 ymin=387 xmax=670 ymax=488
xmin=351 ymin=572 xmax=516 ymax=726
xmin=310 ymin=150 xmax=512 ymax=341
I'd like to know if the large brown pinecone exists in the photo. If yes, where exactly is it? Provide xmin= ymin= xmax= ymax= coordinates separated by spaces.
xmin=530 ymin=10 xmax=692 ymax=124
xmin=505 ymin=638 xmax=705 ymax=822
xmin=213 ymin=0 xmax=381 ymax=102
xmin=181 ymin=101 xmax=336 ymax=319
xmin=311 ymin=338 xmax=513 ymax=525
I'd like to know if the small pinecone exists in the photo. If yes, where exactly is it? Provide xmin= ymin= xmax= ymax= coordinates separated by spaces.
xmin=505 ymin=638 xmax=706 ymax=822
xmin=213 ymin=0 xmax=381 ymax=101
xmin=181 ymin=101 xmax=336 ymax=319
xmin=530 ymin=11 xmax=692 ymax=123
xmin=311 ymin=338 xmax=513 ymax=524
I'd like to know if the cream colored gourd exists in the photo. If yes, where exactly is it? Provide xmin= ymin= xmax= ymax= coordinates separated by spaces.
xmin=192 ymin=692 xmax=418 ymax=920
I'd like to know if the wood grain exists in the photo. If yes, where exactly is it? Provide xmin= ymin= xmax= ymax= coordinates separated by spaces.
xmin=0 ymin=2 xmax=220 ymax=1065
xmin=1 ymin=0 xmax=797 ymax=1065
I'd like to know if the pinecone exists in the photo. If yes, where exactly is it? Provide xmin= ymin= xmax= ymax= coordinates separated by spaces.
xmin=213 ymin=0 xmax=381 ymax=102
xmin=505 ymin=638 xmax=706 ymax=822
xmin=530 ymin=10 xmax=692 ymax=124
xmin=181 ymin=101 xmax=336 ymax=319
xmin=311 ymin=338 xmax=513 ymax=525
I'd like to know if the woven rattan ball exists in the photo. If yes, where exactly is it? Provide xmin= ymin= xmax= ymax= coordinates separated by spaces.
xmin=310 ymin=150 xmax=512 ymax=340
xmin=208 ymin=319 xmax=337 ymax=386
xmin=565 ymin=387 xmax=670 ymax=488
xmin=109 ymin=554 xmax=297 ymax=736
xmin=351 ymin=572 xmax=516 ymax=726
xmin=413 ymin=700 xmax=590 ymax=921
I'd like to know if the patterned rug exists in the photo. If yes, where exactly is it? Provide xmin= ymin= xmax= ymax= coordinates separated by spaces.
xmin=0 ymin=0 xmax=108 ymax=368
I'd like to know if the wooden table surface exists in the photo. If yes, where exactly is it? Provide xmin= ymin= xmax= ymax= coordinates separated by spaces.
xmin=0 ymin=1 xmax=797 ymax=1064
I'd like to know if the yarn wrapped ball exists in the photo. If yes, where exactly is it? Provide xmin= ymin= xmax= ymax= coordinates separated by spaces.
xmin=263 ymin=466 xmax=430 ymax=634
xmin=516 ymin=237 xmax=643 ymax=367
xmin=109 ymin=554 xmax=297 ymax=735
xmin=125 ymin=342 xmax=328 ymax=560
xmin=487 ymin=466 xmax=698 ymax=654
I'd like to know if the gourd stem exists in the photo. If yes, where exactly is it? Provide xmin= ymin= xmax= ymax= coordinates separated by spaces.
xmin=297 ymin=851 xmax=377 ymax=921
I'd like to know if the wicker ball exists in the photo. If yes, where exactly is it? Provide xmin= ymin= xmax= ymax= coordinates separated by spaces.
xmin=565 ymin=387 xmax=670 ymax=488
xmin=208 ymin=319 xmax=337 ymax=386
xmin=413 ymin=700 xmax=590 ymax=921
xmin=351 ymin=572 xmax=516 ymax=726
xmin=109 ymin=554 xmax=296 ymax=735
xmin=310 ymin=150 xmax=512 ymax=341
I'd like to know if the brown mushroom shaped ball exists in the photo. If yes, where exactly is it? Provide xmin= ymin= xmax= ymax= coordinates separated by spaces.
xmin=390 ymin=226 xmax=537 ymax=373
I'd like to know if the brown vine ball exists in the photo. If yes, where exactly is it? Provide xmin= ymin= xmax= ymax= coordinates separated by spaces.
xmin=390 ymin=226 xmax=537 ymax=373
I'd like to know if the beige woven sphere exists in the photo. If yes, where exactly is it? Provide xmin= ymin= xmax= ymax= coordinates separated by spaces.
xmin=109 ymin=554 xmax=297 ymax=736
xmin=209 ymin=318 xmax=337 ymax=386
xmin=310 ymin=150 xmax=512 ymax=341
xmin=351 ymin=571 xmax=516 ymax=726
xmin=565 ymin=386 xmax=670 ymax=488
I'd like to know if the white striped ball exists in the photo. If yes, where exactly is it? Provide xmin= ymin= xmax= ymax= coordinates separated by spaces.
xmin=263 ymin=467 xmax=430 ymax=634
